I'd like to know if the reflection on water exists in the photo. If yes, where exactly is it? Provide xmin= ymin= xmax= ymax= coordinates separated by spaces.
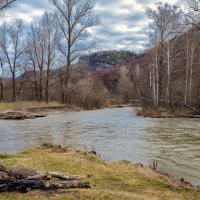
xmin=0 ymin=107 xmax=199 ymax=185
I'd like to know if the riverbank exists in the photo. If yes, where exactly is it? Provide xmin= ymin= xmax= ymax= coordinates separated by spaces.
xmin=0 ymin=101 xmax=135 ymax=112
xmin=0 ymin=144 xmax=199 ymax=200
xmin=137 ymin=106 xmax=200 ymax=118
xmin=0 ymin=102 xmax=135 ymax=119
xmin=0 ymin=102 xmax=71 ymax=113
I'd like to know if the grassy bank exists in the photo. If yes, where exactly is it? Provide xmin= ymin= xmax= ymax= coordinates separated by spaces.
xmin=0 ymin=146 xmax=199 ymax=200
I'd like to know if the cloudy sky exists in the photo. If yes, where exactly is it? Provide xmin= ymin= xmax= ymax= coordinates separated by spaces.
xmin=7 ymin=0 xmax=185 ymax=52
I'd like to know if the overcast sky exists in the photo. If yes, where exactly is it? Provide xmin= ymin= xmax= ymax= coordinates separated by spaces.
xmin=7 ymin=0 xmax=185 ymax=52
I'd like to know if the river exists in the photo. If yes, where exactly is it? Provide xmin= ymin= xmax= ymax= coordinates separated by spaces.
xmin=0 ymin=107 xmax=199 ymax=185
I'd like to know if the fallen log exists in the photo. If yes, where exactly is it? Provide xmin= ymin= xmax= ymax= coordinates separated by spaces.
xmin=48 ymin=172 xmax=82 ymax=181
xmin=0 ymin=178 xmax=91 ymax=193
xmin=0 ymin=164 xmax=91 ymax=193
xmin=0 ymin=164 xmax=37 ymax=179
xmin=25 ymin=172 xmax=82 ymax=181
xmin=0 ymin=179 xmax=45 ymax=193
xmin=45 ymin=180 xmax=91 ymax=189
xmin=25 ymin=173 xmax=51 ymax=180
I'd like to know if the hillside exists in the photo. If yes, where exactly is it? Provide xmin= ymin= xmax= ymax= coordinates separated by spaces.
xmin=79 ymin=51 xmax=137 ymax=71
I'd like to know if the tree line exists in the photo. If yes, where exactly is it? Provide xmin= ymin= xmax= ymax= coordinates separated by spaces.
xmin=0 ymin=0 xmax=99 ymax=103
xmin=2 ymin=0 xmax=200 ymax=111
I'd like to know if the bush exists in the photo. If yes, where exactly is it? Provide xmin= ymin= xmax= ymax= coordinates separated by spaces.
xmin=83 ymin=93 xmax=106 ymax=109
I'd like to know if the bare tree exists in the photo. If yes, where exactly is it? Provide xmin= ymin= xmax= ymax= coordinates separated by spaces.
xmin=50 ymin=0 xmax=99 ymax=103
xmin=25 ymin=43 xmax=40 ymax=100
xmin=186 ymin=0 xmax=200 ymax=24
xmin=185 ymin=0 xmax=200 ymax=106
xmin=27 ymin=12 xmax=61 ymax=102
xmin=42 ymin=12 xmax=61 ymax=103
xmin=0 ymin=20 xmax=25 ymax=101
xmin=184 ymin=28 xmax=200 ymax=106
xmin=0 ymin=0 xmax=18 ymax=101
xmin=29 ymin=20 xmax=47 ymax=102
xmin=0 ymin=0 xmax=17 ymax=13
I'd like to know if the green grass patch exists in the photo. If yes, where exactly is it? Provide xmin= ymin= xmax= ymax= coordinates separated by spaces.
xmin=0 ymin=147 xmax=199 ymax=200
xmin=0 ymin=154 xmax=13 ymax=159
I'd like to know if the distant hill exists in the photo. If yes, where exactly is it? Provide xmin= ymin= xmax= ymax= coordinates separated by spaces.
xmin=79 ymin=50 xmax=137 ymax=71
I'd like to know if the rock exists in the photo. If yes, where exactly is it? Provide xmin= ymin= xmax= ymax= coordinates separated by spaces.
xmin=41 ymin=143 xmax=69 ymax=153
xmin=0 ymin=110 xmax=46 ymax=120
xmin=135 ymin=163 xmax=144 ymax=168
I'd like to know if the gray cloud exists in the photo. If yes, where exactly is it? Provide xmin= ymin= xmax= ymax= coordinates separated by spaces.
xmin=6 ymin=0 xmax=183 ymax=52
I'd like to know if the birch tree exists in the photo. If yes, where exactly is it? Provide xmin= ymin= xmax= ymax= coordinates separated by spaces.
xmin=146 ymin=3 xmax=185 ymax=107
xmin=149 ymin=42 xmax=159 ymax=107
xmin=184 ymin=29 xmax=200 ymax=106
xmin=185 ymin=0 xmax=200 ymax=105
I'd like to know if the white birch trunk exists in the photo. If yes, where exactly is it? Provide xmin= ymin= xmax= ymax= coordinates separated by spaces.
xmin=184 ymin=32 xmax=189 ymax=105
xmin=155 ymin=43 xmax=159 ymax=107
xmin=166 ymin=40 xmax=170 ymax=104
xmin=189 ymin=45 xmax=194 ymax=106
xmin=152 ymin=64 xmax=157 ymax=107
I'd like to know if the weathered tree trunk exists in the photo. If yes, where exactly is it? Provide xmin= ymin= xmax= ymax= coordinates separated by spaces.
xmin=185 ymin=32 xmax=189 ymax=105
xmin=0 ymin=77 xmax=3 ymax=102
xmin=45 ymin=71 xmax=50 ymax=103
xmin=59 ymin=68 xmax=65 ymax=104
xmin=45 ymin=180 xmax=91 ymax=190
xmin=155 ymin=43 xmax=159 ymax=107
xmin=0 ymin=59 xmax=3 ymax=102
xmin=166 ymin=41 xmax=170 ymax=106
xmin=12 ymin=73 xmax=16 ymax=102
xmin=0 ymin=178 xmax=91 ymax=193
xmin=0 ymin=179 xmax=45 ymax=193
xmin=189 ymin=45 xmax=194 ymax=106
xmin=39 ymin=68 xmax=43 ymax=102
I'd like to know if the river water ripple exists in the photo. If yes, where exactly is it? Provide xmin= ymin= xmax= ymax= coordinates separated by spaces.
xmin=0 ymin=107 xmax=199 ymax=185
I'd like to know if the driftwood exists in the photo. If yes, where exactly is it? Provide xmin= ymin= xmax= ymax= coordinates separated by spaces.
xmin=0 ymin=164 xmax=91 ymax=193
xmin=45 ymin=181 xmax=91 ymax=189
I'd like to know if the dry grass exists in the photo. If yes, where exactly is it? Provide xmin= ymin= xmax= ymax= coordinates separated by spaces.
xmin=0 ymin=101 xmax=65 ymax=112
xmin=0 ymin=147 xmax=199 ymax=200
